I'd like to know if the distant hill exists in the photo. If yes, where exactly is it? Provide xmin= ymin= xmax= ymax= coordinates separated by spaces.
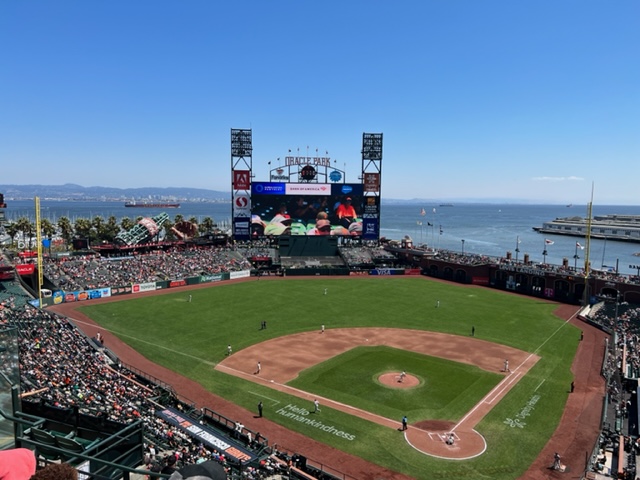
xmin=0 ymin=183 xmax=541 ymax=205
xmin=0 ymin=184 xmax=230 ymax=202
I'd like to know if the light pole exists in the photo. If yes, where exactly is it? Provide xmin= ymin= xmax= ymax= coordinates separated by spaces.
xmin=573 ymin=243 xmax=580 ymax=271
xmin=515 ymin=236 xmax=520 ymax=263
xmin=461 ymin=239 xmax=465 ymax=255
xmin=630 ymin=264 xmax=640 ymax=278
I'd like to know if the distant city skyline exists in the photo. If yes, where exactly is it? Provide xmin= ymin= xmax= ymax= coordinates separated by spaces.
xmin=1 ymin=1 xmax=638 ymax=205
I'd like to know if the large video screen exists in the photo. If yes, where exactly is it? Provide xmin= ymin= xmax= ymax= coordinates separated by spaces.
xmin=250 ymin=182 xmax=370 ymax=237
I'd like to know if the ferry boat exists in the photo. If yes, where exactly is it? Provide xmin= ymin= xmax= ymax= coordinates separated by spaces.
xmin=533 ymin=214 xmax=640 ymax=243
xmin=124 ymin=201 xmax=180 ymax=208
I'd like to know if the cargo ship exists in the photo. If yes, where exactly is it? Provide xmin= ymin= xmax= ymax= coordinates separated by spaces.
xmin=124 ymin=201 xmax=180 ymax=208
xmin=533 ymin=214 xmax=640 ymax=243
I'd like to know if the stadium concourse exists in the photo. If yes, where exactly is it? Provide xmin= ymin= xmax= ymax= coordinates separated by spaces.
xmin=0 ymin=243 xmax=630 ymax=479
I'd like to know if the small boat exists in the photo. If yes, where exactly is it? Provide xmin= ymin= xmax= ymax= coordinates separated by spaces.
xmin=125 ymin=201 xmax=180 ymax=208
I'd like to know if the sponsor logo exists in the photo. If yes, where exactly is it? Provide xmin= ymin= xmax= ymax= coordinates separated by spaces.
xmin=16 ymin=264 xmax=35 ymax=275
xmin=340 ymin=185 xmax=353 ymax=195
xmin=285 ymin=183 xmax=331 ymax=195
xmin=364 ymin=173 xmax=380 ymax=192
xmin=233 ymin=170 xmax=251 ymax=190
xmin=270 ymin=173 xmax=290 ymax=181
xmin=252 ymin=183 xmax=286 ymax=195
xmin=170 ymin=280 xmax=187 ymax=288
xmin=133 ymin=282 xmax=156 ymax=293
xmin=234 ymin=194 xmax=251 ymax=216
xmin=201 ymin=274 xmax=223 ymax=283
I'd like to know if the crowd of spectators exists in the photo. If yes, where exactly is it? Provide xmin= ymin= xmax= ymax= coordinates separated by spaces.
xmin=42 ymin=246 xmax=253 ymax=291
xmin=0 ymin=297 xmax=277 ymax=477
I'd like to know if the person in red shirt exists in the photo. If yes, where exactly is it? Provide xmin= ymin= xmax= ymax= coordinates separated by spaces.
xmin=0 ymin=448 xmax=36 ymax=480
xmin=336 ymin=197 xmax=357 ymax=228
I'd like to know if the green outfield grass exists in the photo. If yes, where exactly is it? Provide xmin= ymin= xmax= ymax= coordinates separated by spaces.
xmin=78 ymin=277 xmax=581 ymax=480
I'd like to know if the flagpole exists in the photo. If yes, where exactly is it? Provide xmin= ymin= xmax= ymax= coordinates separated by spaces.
xmin=573 ymin=242 xmax=579 ymax=271
xmin=542 ymin=239 xmax=548 ymax=264
xmin=515 ymin=236 xmax=520 ymax=263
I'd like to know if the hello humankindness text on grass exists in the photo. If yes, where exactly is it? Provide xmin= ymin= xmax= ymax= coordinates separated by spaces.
xmin=276 ymin=404 xmax=356 ymax=441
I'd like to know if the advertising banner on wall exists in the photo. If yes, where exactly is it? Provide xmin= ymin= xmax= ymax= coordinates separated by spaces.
xmin=111 ymin=286 xmax=132 ymax=296
xmin=201 ymin=273 xmax=225 ymax=283
xmin=132 ymin=282 xmax=156 ymax=294
xmin=230 ymin=270 xmax=251 ymax=280
xmin=88 ymin=288 xmax=111 ymax=299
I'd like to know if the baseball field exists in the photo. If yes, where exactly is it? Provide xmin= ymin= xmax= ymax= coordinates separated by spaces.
xmin=73 ymin=277 xmax=582 ymax=479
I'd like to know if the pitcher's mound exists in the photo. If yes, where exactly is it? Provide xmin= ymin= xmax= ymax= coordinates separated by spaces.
xmin=378 ymin=372 xmax=420 ymax=388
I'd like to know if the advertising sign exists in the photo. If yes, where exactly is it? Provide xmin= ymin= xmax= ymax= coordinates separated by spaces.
xmin=233 ymin=217 xmax=250 ymax=240
xmin=362 ymin=218 xmax=380 ymax=241
xmin=233 ymin=170 xmax=251 ymax=190
xmin=234 ymin=194 xmax=251 ymax=216
xmin=132 ymin=282 xmax=156 ymax=293
xmin=16 ymin=264 xmax=35 ymax=275
xmin=157 ymin=408 xmax=255 ymax=463
xmin=230 ymin=270 xmax=251 ymax=280
xmin=364 ymin=173 xmax=380 ymax=192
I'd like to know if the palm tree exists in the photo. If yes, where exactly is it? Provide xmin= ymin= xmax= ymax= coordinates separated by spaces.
xmin=74 ymin=218 xmax=93 ymax=245
xmin=57 ymin=217 xmax=74 ymax=248
xmin=5 ymin=222 xmax=20 ymax=248
xmin=200 ymin=217 xmax=215 ymax=235
xmin=104 ymin=216 xmax=120 ymax=243
xmin=163 ymin=219 xmax=176 ymax=242
xmin=92 ymin=216 xmax=109 ymax=243
xmin=15 ymin=217 xmax=34 ymax=249
xmin=120 ymin=217 xmax=135 ymax=232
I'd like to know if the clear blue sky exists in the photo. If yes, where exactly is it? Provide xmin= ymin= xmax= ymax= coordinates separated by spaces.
xmin=1 ymin=1 xmax=638 ymax=204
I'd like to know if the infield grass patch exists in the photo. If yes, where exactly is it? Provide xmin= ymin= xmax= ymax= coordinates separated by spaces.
xmin=288 ymin=346 xmax=502 ymax=421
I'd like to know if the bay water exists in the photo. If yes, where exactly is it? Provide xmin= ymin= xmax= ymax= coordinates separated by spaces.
xmin=5 ymin=200 xmax=640 ymax=275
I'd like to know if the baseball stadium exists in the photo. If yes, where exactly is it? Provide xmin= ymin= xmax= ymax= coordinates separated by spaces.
xmin=0 ymin=132 xmax=637 ymax=480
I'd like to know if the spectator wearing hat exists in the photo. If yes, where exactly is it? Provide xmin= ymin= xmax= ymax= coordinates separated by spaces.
xmin=265 ymin=214 xmax=292 ymax=236
xmin=307 ymin=219 xmax=332 ymax=236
